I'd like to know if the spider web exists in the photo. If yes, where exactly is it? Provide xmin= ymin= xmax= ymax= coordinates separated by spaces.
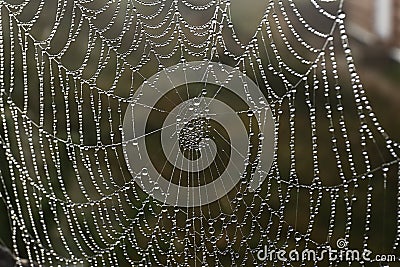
xmin=0 ymin=0 xmax=399 ymax=266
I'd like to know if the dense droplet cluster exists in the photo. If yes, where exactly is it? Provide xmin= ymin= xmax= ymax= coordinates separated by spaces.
xmin=178 ymin=119 xmax=207 ymax=152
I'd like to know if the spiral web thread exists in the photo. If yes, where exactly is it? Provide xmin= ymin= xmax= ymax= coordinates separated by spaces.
xmin=0 ymin=0 xmax=399 ymax=266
